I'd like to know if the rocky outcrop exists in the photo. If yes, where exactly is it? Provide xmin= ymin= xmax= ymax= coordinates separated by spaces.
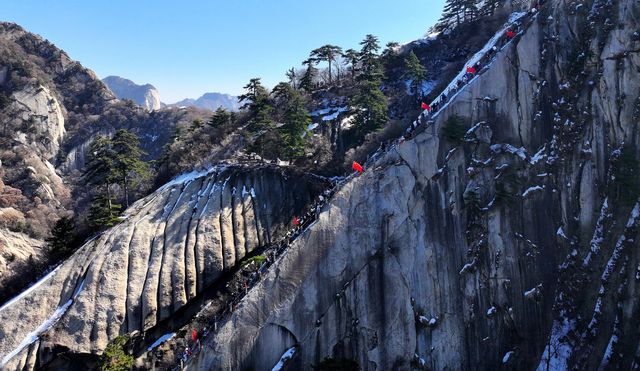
xmin=186 ymin=0 xmax=640 ymax=369
xmin=11 ymin=84 xmax=66 ymax=156
xmin=0 ymin=22 xmax=207 ymax=295
xmin=0 ymin=165 xmax=327 ymax=369
xmin=102 ymin=76 xmax=162 ymax=111
xmin=0 ymin=228 xmax=47 ymax=297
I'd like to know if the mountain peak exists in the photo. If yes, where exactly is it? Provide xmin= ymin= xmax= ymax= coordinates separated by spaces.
xmin=169 ymin=92 xmax=240 ymax=111
xmin=102 ymin=75 xmax=161 ymax=111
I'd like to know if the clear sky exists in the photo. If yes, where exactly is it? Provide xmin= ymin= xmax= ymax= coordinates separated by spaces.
xmin=0 ymin=0 xmax=445 ymax=103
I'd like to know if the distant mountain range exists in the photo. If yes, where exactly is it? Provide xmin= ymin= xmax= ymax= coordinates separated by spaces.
xmin=102 ymin=75 xmax=240 ymax=112
xmin=102 ymin=75 xmax=161 ymax=110
xmin=167 ymin=92 xmax=240 ymax=112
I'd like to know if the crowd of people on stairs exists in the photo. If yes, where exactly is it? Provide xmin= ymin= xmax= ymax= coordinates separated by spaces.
xmin=168 ymin=181 xmax=343 ymax=369
xmin=398 ymin=7 xmax=542 ymax=145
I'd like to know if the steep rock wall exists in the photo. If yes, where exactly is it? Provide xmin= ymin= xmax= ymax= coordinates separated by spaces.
xmin=192 ymin=0 xmax=640 ymax=369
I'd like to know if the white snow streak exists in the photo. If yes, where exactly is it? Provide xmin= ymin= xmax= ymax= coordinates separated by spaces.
xmin=271 ymin=346 xmax=296 ymax=371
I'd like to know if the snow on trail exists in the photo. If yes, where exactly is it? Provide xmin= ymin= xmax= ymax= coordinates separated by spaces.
xmin=158 ymin=166 xmax=227 ymax=192
xmin=147 ymin=333 xmax=176 ymax=351
xmin=424 ymin=12 xmax=527 ymax=116
xmin=271 ymin=347 xmax=296 ymax=371
xmin=0 ymin=265 xmax=61 ymax=312
xmin=536 ymin=318 xmax=576 ymax=371
xmin=1 ymin=299 xmax=72 ymax=367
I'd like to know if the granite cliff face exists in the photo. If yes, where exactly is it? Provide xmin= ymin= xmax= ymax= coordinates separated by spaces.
xmin=187 ymin=0 xmax=640 ymax=369
xmin=1 ymin=0 xmax=640 ymax=369
xmin=102 ymin=76 xmax=162 ymax=111
xmin=0 ymin=165 xmax=326 ymax=369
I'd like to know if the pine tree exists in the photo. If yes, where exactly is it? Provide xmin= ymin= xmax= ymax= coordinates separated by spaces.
xmin=238 ymin=78 xmax=266 ymax=110
xmin=310 ymin=45 xmax=343 ymax=85
xmin=84 ymin=136 xmax=119 ymax=226
xmin=381 ymin=42 xmax=400 ymax=63
xmin=299 ymin=58 xmax=318 ymax=92
xmin=480 ymin=0 xmax=502 ymax=16
xmin=343 ymin=49 xmax=360 ymax=80
xmin=462 ymin=0 xmax=479 ymax=22
xmin=111 ymin=129 xmax=150 ymax=208
xmin=286 ymin=67 xmax=297 ymax=89
xmin=188 ymin=119 xmax=205 ymax=132
xmin=352 ymin=34 xmax=387 ymax=136
xmin=404 ymin=50 xmax=427 ymax=97
xmin=272 ymin=82 xmax=294 ymax=110
xmin=88 ymin=193 xmax=122 ymax=229
xmin=99 ymin=334 xmax=134 ymax=371
xmin=436 ymin=0 xmax=482 ymax=31
xmin=353 ymin=80 xmax=388 ymax=135
xmin=46 ymin=216 xmax=76 ymax=259
xmin=208 ymin=107 xmax=232 ymax=128
xmin=238 ymin=78 xmax=274 ymax=132
xmin=381 ymin=42 xmax=402 ymax=80
xmin=84 ymin=136 xmax=117 ymax=189
xmin=272 ymin=83 xmax=310 ymax=160
xmin=436 ymin=0 xmax=464 ymax=30
xmin=358 ymin=35 xmax=384 ymax=82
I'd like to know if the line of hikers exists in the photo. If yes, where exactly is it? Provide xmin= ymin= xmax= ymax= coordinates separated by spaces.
xmin=171 ymin=6 xmax=544 ymax=370
xmin=398 ymin=10 xmax=537 ymax=144
xmin=171 ymin=183 xmax=340 ymax=370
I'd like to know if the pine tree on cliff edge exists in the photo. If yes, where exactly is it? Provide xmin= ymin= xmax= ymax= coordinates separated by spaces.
xmin=239 ymin=78 xmax=275 ymax=132
xmin=353 ymin=34 xmax=388 ymax=136
xmin=272 ymin=82 xmax=310 ymax=160
xmin=112 ymin=129 xmax=151 ymax=208
xmin=404 ymin=50 xmax=427 ymax=99
xmin=84 ymin=136 xmax=120 ymax=228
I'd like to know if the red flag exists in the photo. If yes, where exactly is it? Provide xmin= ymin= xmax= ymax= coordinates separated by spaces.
xmin=466 ymin=66 xmax=476 ymax=74
xmin=293 ymin=216 xmax=299 ymax=226
xmin=506 ymin=30 xmax=515 ymax=38
xmin=421 ymin=102 xmax=431 ymax=111
xmin=192 ymin=329 xmax=197 ymax=342
xmin=352 ymin=161 xmax=363 ymax=173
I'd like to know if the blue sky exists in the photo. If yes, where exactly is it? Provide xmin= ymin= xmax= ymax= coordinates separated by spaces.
xmin=0 ymin=0 xmax=445 ymax=102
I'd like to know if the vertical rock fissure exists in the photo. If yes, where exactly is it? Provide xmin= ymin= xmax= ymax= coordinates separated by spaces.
xmin=183 ymin=177 xmax=210 ymax=301
xmin=249 ymin=174 xmax=263 ymax=248
xmin=123 ymin=218 xmax=142 ymax=333
xmin=89 ymin=232 xmax=119 ymax=344
xmin=219 ymin=175 xmax=229 ymax=273
xmin=156 ymin=181 xmax=190 ymax=324
xmin=194 ymin=174 xmax=217 ymax=295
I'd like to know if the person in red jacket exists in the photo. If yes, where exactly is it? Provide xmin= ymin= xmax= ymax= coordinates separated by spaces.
xmin=352 ymin=161 xmax=363 ymax=173
xmin=506 ymin=29 xmax=515 ymax=39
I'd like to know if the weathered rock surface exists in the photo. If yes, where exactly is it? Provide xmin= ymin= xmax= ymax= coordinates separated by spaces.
xmin=2 ymin=0 xmax=640 ymax=369
xmin=187 ymin=0 xmax=640 ymax=369
xmin=0 ymin=228 xmax=46 ymax=295
xmin=0 ymin=165 xmax=325 ymax=369
xmin=0 ymin=22 xmax=206 ymax=296
xmin=102 ymin=75 xmax=162 ymax=111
